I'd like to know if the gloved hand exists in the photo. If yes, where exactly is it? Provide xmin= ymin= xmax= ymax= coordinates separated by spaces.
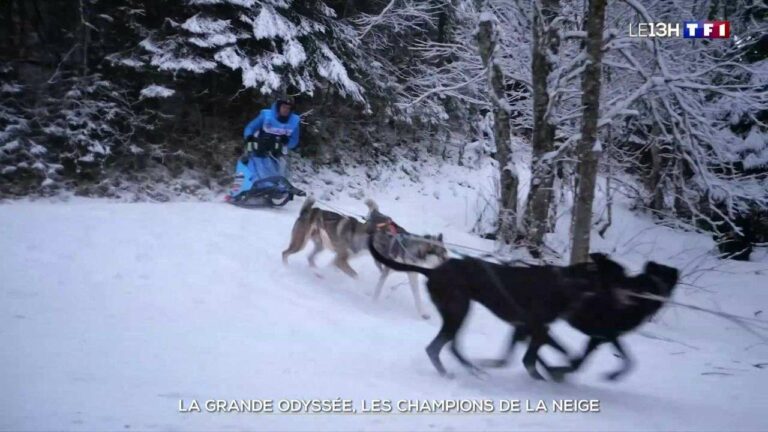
xmin=277 ymin=135 xmax=289 ymax=145
xmin=245 ymin=136 xmax=257 ymax=152
xmin=239 ymin=151 xmax=250 ymax=164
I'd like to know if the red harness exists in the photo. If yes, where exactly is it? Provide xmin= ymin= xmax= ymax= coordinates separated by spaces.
xmin=375 ymin=220 xmax=399 ymax=235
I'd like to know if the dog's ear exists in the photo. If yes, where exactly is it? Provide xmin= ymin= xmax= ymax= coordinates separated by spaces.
xmin=364 ymin=199 xmax=379 ymax=212
xmin=667 ymin=267 xmax=680 ymax=288
xmin=437 ymin=233 xmax=444 ymax=242
xmin=589 ymin=252 xmax=608 ymax=263
xmin=590 ymin=253 xmax=627 ymax=283
xmin=646 ymin=261 xmax=680 ymax=290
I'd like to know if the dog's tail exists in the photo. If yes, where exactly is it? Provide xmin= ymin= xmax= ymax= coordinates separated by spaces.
xmin=299 ymin=195 xmax=316 ymax=216
xmin=368 ymin=235 xmax=434 ymax=277
xmin=364 ymin=198 xmax=378 ymax=212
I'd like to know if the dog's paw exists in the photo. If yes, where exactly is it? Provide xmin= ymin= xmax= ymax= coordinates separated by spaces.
xmin=441 ymin=372 xmax=456 ymax=380
xmin=548 ymin=367 xmax=571 ymax=383
xmin=526 ymin=366 xmax=546 ymax=381
xmin=475 ymin=358 xmax=509 ymax=368
xmin=468 ymin=366 xmax=489 ymax=379
xmin=603 ymin=371 xmax=625 ymax=381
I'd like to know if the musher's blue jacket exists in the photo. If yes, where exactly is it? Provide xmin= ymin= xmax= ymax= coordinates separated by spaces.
xmin=243 ymin=102 xmax=301 ymax=150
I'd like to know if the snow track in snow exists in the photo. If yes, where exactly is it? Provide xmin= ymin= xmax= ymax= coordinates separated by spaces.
xmin=1 ymin=191 xmax=767 ymax=430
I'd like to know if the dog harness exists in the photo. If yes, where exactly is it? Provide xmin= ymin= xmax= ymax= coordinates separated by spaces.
xmin=375 ymin=220 xmax=400 ymax=235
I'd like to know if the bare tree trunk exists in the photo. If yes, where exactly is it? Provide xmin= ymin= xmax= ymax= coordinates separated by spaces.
xmin=648 ymin=127 xmax=665 ymax=211
xmin=569 ymin=0 xmax=607 ymax=265
xmin=79 ymin=0 xmax=89 ymax=76
xmin=524 ymin=0 xmax=560 ymax=256
xmin=477 ymin=8 xmax=519 ymax=244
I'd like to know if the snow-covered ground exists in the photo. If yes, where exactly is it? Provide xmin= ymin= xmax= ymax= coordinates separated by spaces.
xmin=2 ymin=159 xmax=768 ymax=431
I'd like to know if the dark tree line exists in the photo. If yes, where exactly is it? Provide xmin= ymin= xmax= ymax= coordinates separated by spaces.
xmin=0 ymin=0 xmax=451 ymax=197
xmin=1 ymin=0 xmax=766 ymax=260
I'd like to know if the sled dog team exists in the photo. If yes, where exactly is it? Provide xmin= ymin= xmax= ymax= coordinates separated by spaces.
xmin=282 ymin=197 xmax=680 ymax=382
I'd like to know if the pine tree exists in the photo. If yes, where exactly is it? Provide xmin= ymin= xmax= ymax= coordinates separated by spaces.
xmin=116 ymin=0 xmax=366 ymax=103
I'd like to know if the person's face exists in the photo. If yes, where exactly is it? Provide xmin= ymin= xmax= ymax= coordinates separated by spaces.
xmin=279 ymin=104 xmax=291 ymax=117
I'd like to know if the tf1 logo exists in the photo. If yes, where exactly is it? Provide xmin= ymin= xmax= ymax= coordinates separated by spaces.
xmin=628 ymin=21 xmax=731 ymax=39
xmin=683 ymin=21 xmax=731 ymax=38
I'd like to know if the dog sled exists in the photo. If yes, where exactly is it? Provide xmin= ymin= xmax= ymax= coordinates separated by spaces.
xmin=226 ymin=157 xmax=306 ymax=208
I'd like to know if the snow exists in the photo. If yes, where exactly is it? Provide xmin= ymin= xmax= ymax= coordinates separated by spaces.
xmin=240 ymin=57 xmax=282 ymax=93
xmin=188 ymin=0 xmax=256 ymax=6
xmin=2 ymin=156 xmax=768 ymax=430
xmin=318 ymin=2 xmax=337 ymax=18
xmin=214 ymin=46 xmax=244 ymax=70
xmin=0 ymin=83 xmax=23 ymax=94
xmin=151 ymin=52 xmax=218 ymax=74
xmin=0 ymin=139 xmax=20 ymax=154
xmin=189 ymin=33 xmax=237 ymax=48
xmin=26 ymin=143 xmax=45 ymax=156
xmin=139 ymin=38 xmax=162 ymax=54
xmin=742 ymin=128 xmax=767 ymax=152
xmin=743 ymin=149 xmax=768 ymax=170
xmin=244 ymin=6 xmax=297 ymax=40
xmin=284 ymin=38 xmax=307 ymax=67
xmin=749 ymin=59 xmax=768 ymax=86
xmin=140 ymin=85 xmax=176 ymax=100
xmin=479 ymin=11 xmax=496 ymax=23
xmin=182 ymin=15 xmax=238 ymax=48
xmin=140 ymin=39 xmax=218 ymax=73
xmin=592 ymin=138 xmax=603 ymax=152
xmin=181 ymin=14 xmax=230 ymax=34
xmin=316 ymin=43 xmax=365 ymax=101
xmin=108 ymin=56 xmax=144 ymax=69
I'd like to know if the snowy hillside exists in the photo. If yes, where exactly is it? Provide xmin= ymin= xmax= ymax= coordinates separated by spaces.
xmin=2 ymin=162 xmax=768 ymax=431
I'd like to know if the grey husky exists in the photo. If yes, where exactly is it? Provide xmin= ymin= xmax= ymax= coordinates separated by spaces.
xmin=282 ymin=196 xmax=448 ymax=319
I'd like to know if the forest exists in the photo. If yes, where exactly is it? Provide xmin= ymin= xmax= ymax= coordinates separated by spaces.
xmin=3 ymin=3 xmax=768 ymax=430
xmin=1 ymin=0 xmax=767 ymax=260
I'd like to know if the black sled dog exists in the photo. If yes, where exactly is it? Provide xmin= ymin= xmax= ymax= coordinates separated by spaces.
xmin=487 ymin=259 xmax=680 ymax=381
xmin=368 ymin=236 xmax=627 ymax=380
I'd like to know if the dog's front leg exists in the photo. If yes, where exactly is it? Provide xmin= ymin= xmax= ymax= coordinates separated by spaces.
xmin=426 ymin=327 xmax=454 ymax=378
xmin=604 ymin=338 xmax=633 ymax=381
xmin=407 ymin=273 xmax=430 ymax=320
xmin=307 ymin=238 xmax=323 ymax=268
xmin=549 ymin=336 xmax=605 ymax=381
xmin=478 ymin=326 xmax=529 ymax=368
xmin=333 ymin=252 xmax=359 ymax=278
xmin=522 ymin=328 xmax=550 ymax=381
xmin=449 ymin=341 xmax=486 ymax=378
